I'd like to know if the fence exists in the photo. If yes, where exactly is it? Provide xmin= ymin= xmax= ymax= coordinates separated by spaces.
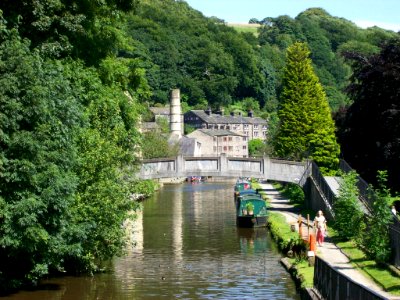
xmin=313 ymin=256 xmax=387 ymax=300
xmin=310 ymin=161 xmax=337 ymax=208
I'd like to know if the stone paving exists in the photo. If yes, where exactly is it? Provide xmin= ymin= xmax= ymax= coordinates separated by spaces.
xmin=258 ymin=182 xmax=400 ymax=300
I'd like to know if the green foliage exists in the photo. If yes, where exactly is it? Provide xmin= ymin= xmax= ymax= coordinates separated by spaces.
xmin=0 ymin=30 xmax=82 ymax=286
xmin=130 ymin=180 xmax=158 ymax=198
xmin=184 ymin=124 xmax=196 ymax=135
xmin=268 ymin=212 xmax=307 ymax=254
xmin=0 ymin=15 xmax=147 ymax=289
xmin=248 ymin=139 xmax=269 ymax=157
xmin=361 ymin=171 xmax=393 ymax=262
xmin=333 ymin=171 xmax=365 ymax=240
xmin=338 ymin=38 xmax=400 ymax=193
xmin=273 ymin=42 xmax=340 ymax=173
xmin=281 ymin=183 xmax=305 ymax=205
xmin=141 ymin=132 xmax=178 ymax=159
xmin=124 ymin=0 xmax=274 ymax=109
xmin=0 ymin=0 xmax=138 ymax=64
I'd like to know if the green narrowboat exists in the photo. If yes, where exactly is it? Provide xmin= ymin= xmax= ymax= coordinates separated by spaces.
xmin=236 ymin=194 xmax=268 ymax=228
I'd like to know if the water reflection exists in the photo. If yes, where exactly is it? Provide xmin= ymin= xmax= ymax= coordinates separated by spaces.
xmin=2 ymin=182 xmax=299 ymax=300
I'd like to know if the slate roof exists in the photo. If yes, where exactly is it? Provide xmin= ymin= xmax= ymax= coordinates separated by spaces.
xmin=187 ymin=110 xmax=267 ymax=125
xmin=195 ymin=129 xmax=246 ymax=137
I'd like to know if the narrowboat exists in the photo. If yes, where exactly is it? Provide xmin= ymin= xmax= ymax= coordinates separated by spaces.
xmin=234 ymin=179 xmax=251 ymax=199
xmin=236 ymin=194 xmax=268 ymax=228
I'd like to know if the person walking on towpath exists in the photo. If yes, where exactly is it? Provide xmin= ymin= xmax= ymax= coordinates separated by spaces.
xmin=314 ymin=210 xmax=327 ymax=246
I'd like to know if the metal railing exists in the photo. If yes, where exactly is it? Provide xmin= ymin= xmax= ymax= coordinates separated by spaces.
xmin=314 ymin=256 xmax=387 ymax=300
xmin=310 ymin=161 xmax=337 ymax=208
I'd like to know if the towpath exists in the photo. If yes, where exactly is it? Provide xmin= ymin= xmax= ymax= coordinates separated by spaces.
xmin=258 ymin=181 xmax=399 ymax=300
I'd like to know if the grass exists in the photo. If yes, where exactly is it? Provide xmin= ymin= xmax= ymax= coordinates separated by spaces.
xmin=334 ymin=239 xmax=400 ymax=295
xmin=267 ymin=211 xmax=308 ymax=258
xmin=227 ymin=23 xmax=260 ymax=36
xmin=289 ymin=258 xmax=314 ymax=288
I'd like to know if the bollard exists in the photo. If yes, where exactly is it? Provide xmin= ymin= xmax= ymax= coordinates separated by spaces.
xmin=298 ymin=214 xmax=303 ymax=238
xmin=309 ymin=233 xmax=317 ymax=252
xmin=307 ymin=250 xmax=315 ymax=266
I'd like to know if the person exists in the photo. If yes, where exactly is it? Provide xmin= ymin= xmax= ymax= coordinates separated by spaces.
xmin=314 ymin=210 xmax=327 ymax=246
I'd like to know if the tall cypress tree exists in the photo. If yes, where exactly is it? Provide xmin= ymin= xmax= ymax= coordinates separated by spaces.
xmin=274 ymin=42 xmax=340 ymax=173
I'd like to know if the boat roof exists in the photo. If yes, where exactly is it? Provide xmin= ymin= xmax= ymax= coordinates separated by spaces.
xmin=239 ymin=194 xmax=264 ymax=202
xmin=238 ymin=189 xmax=257 ymax=195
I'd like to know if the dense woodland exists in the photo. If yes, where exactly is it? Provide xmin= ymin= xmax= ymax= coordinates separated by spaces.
xmin=0 ymin=0 xmax=399 ymax=290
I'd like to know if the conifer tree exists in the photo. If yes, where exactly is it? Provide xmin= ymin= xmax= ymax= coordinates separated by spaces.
xmin=274 ymin=42 xmax=340 ymax=173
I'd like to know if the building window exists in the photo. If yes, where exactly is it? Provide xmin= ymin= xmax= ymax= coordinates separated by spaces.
xmin=226 ymin=125 xmax=230 ymax=130
xmin=244 ymin=131 xmax=249 ymax=136
xmin=262 ymin=125 xmax=267 ymax=130
xmin=213 ymin=137 xmax=217 ymax=141
xmin=244 ymin=124 xmax=249 ymax=129
xmin=213 ymin=146 xmax=217 ymax=152
xmin=228 ymin=137 xmax=232 ymax=141
xmin=243 ymin=145 xmax=247 ymax=150
xmin=223 ymin=137 xmax=227 ymax=142
xmin=243 ymin=137 xmax=247 ymax=142
xmin=254 ymin=125 xmax=259 ymax=129
xmin=229 ymin=146 xmax=233 ymax=151
xmin=223 ymin=146 xmax=228 ymax=151
xmin=208 ymin=125 xmax=213 ymax=129
xmin=218 ymin=146 xmax=222 ymax=152
xmin=254 ymin=131 xmax=259 ymax=137
xmin=263 ymin=131 xmax=267 ymax=137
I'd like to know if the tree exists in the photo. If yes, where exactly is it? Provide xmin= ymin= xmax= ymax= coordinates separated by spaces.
xmin=0 ymin=30 xmax=83 ymax=287
xmin=273 ymin=42 xmax=340 ymax=173
xmin=0 ymin=20 xmax=145 ymax=289
xmin=361 ymin=171 xmax=393 ymax=262
xmin=248 ymin=139 xmax=268 ymax=157
xmin=333 ymin=171 xmax=364 ymax=241
xmin=0 ymin=0 xmax=138 ymax=64
xmin=339 ymin=38 xmax=400 ymax=193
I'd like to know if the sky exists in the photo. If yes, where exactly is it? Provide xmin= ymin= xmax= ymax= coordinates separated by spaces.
xmin=184 ymin=0 xmax=400 ymax=32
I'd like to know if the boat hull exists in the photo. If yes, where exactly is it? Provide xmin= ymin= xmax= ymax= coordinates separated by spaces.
xmin=236 ymin=215 xmax=267 ymax=228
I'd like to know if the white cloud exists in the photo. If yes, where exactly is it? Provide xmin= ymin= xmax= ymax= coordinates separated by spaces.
xmin=355 ymin=20 xmax=400 ymax=32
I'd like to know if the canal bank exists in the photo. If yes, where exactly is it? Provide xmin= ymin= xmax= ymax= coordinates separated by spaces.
xmin=258 ymin=181 xmax=399 ymax=300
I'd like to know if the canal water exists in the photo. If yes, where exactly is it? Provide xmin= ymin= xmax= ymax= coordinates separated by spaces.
xmin=3 ymin=181 xmax=299 ymax=300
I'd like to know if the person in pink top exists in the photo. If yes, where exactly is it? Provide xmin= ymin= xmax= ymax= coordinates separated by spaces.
xmin=314 ymin=210 xmax=327 ymax=246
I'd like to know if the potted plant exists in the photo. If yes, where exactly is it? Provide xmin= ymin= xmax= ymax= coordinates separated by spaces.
xmin=246 ymin=202 xmax=254 ymax=215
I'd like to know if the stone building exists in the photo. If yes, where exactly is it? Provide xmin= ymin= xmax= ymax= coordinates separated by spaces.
xmin=184 ymin=109 xmax=268 ymax=141
xmin=186 ymin=129 xmax=248 ymax=157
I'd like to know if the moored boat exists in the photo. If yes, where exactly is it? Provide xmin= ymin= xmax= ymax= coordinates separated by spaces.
xmin=236 ymin=194 xmax=268 ymax=228
xmin=234 ymin=179 xmax=251 ymax=199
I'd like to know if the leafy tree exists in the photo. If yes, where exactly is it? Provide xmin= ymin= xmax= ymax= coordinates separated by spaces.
xmin=248 ymin=139 xmax=268 ymax=157
xmin=0 ymin=0 xmax=138 ymax=64
xmin=339 ymin=38 xmax=400 ymax=193
xmin=0 ymin=17 xmax=145 ymax=289
xmin=361 ymin=171 xmax=393 ymax=262
xmin=333 ymin=171 xmax=364 ymax=240
xmin=141 ymin=132 xmax=179 ymax=159
xmin=0 ymin=29 xmax=83 ymax=287
xmin=273 ymin=42 xmax=340 ymax=173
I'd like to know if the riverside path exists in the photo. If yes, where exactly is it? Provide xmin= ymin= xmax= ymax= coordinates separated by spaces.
xmin=258 ymin=181 xmax=399 ymax=300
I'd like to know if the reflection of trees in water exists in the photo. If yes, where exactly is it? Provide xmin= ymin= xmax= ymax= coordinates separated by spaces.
xmin=237 ymin=228 xmax=268 ymax=254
